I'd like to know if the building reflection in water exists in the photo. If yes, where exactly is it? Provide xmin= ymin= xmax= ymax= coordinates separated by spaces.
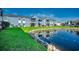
xmin=75 ymin=31 xmax=79 ymax=36
xmin=66 ymin=30 xmax=79 ymax=36
xmin=34 ymin=29 xmax=79 ymax=41
xmin=34 ymin=30 xmax=57 ymax=39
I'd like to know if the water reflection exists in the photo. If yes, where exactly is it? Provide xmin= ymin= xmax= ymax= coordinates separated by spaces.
xmin=75 ymin=31 xmax=79 ymax=36
xmin=34 ymin=30 xmax=57 ymax=39
xmin=31 ymin=29 xmax=79 ymax=51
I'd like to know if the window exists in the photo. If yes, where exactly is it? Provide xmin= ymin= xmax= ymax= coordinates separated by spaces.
xmin=31 ymin=18 xmax=36 ymax=22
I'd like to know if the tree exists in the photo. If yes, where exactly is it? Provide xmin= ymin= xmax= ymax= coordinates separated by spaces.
xmin=30 ymin=23 xmax=35 ymax=27
xmin=2 ymin=21 xmax=10 ymax=29
xmin=0 ymin=8 xmax=3 ymax=16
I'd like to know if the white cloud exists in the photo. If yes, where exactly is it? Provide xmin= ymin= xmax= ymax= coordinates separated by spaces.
xmin=54 ymin=17 xmax=79 ymax=23
xmin=4 ymin=9 xmax=9 ymax=12
xmin=29 ymin=13 xmax=55 ymax=19
xmin=29 ymin=13 xmax=79 ymax=23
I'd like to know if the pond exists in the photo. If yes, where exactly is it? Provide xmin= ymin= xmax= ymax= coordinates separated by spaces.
xmin=31 ymin=29 xmax=79 ymax=51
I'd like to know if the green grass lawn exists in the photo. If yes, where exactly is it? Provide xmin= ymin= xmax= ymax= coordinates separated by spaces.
xmin=0 ymin=28 xmax=47 ymax=51
xmin=22 ymin=26 xmax=79 ymax=33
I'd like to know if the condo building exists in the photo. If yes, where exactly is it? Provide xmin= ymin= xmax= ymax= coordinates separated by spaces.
xmin=0 ymin=14 xmax=57 ymax=27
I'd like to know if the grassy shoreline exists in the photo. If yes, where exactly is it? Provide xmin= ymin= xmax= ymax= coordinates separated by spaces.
xmin=22 ymin=26 xmax=79 ymax=33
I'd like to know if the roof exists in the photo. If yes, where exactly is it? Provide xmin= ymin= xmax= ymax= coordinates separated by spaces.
xmin=2 ymin=14 xmax=30 ymax=18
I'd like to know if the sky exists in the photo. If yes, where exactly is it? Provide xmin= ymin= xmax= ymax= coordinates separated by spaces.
xmin=3 ymin=8 xmax=79 ymax=22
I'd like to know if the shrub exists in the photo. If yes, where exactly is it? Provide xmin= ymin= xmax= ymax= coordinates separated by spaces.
xmin=2 ymin=21 xmax=10 ymax=29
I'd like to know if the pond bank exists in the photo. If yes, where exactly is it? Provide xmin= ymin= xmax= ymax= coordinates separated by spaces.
xmin=30 ymin=32 xmax=61 ymax=51
xmin=30 ymin=28 xmax=79 ymax=34
xmin=22 ymin=26 xmax=79 ymax=51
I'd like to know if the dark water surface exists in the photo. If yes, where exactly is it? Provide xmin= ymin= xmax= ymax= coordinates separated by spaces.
xmin=34 ymin=30 xmax=79 ymax=51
